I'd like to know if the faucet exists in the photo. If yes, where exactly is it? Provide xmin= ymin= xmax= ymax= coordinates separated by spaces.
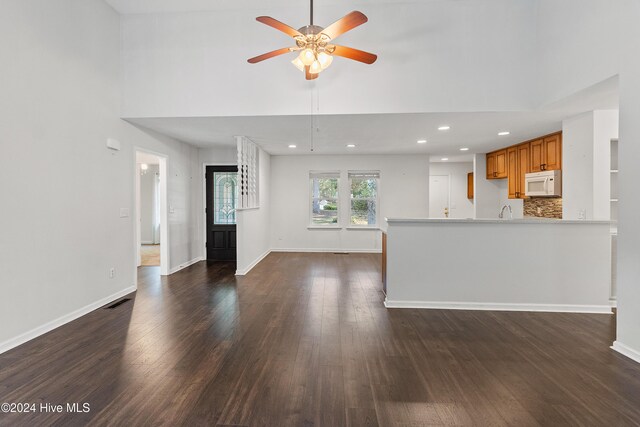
xmin=499 ymin=204 xmax=513 ymax=220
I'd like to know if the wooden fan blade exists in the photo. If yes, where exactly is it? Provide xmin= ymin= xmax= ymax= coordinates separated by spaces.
xmin=320 ymin=11 xmax=368 ymax=40
xmin=331 ymin=45 xmax=377 ymax=64
xmin=305 ymin=66 xmax=318 ymax=80
xmin=248 ymin=47 xmax=293 ymax=64
xmin=256 ymin=16 xmax=303 ymax=38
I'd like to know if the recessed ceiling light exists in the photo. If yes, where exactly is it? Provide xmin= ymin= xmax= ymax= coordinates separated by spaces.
xmin=441 ymin=158 xmax=449 ymax=161
xmin=498 ymin=131 xmax=510 ymax=136
xmin=438 ymin=126 xmax=451 ymax=131
xmin=288 ymin=144 xmax=297 ymax=148
xmin=417 ymin=139 xmax=427 ymax=144
xmin=346 ymin=144 xmax=356 ymax=148
xmin=459 ymin=147 xmax=469 ymax=151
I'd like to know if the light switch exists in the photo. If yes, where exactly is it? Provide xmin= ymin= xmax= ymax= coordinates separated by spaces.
xmin=120 ymin=208 xmax=129 ymax=218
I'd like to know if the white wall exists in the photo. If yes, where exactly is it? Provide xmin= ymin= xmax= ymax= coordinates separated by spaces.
xmin=536 ymin=0 xmax=640 ymax=361
xmin=270 ymin=154 xmax=429 ymax=252
xmin=139 ymin=164 xmax=159 ymax=243
xmin=429 ymin=162 xmax=474 ymax=219
xmin=236 ymin=147 xmax=271 ymax=274
xmin=120 ymin=0 xmax=537 ymax=118
xmin=0 ymin=0 xmax=201 ymax=352
xmin=562 ymin=110 xmax=619 ymax=220
xmin=386 ymin=220 xmax=612 ymax=312
xmin=473 ymin=154 xmax=501 ymax=219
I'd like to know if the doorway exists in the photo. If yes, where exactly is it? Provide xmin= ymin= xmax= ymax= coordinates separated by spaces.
xmin=205 ymin=165 xmax=238 ymax=261
xmin=135 ymin=150 xmax=169 ymax=276
xmin=429 ymin=175 xmax=451 ymax=218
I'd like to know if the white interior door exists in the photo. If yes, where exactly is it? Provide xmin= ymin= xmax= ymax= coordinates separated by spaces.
xmin=429 ymin=175 xmax=450 ymax=218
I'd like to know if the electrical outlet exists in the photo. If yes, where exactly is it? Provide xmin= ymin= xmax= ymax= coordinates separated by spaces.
xmin=578 ymin=209 xmax=586 ymax=220
xmin=109 ymin=268 xmax=115 ymax=279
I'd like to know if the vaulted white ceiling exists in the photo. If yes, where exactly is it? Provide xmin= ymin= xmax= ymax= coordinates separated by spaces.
xmin=110 ymin=0 xmax=620 ymax=155
xmin=105 ymin=0 xmax=454 ymax=15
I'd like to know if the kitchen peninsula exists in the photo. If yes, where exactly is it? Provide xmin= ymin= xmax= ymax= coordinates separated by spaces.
xmin=383 ymin=217 xmax=612 ymax=313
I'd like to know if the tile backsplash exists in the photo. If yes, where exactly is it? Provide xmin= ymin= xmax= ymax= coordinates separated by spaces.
xmin=523 ymin=198 xmax=563 ymax=219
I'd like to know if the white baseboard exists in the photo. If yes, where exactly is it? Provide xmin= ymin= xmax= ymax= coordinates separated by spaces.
xmin=168 ymin=257 xmax=204 ymax=275
xmin=271 ymin=248 xmax=382 ymax=254
xmin=236 ymin=250 xmax=271 ymax=276
xmin=0 ymin=286 xmax=136 ymax=355
xmin=612 ymin=341 xmax=640 ymax=364
xmin=141 ymin=241 xmax=155 ymax=245
xmin=610 ymin=298 xmax=617 ymax=308
xmin=383 ymin=300 xmax=613 ymax=314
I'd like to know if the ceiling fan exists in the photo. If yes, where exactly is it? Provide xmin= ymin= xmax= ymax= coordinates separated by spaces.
xmin=247 ymin=0 xmax=377 ymax=80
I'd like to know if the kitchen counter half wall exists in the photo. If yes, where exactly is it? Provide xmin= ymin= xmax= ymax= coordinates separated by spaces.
xmin=384 ymin=218 xmax=612 ymax=313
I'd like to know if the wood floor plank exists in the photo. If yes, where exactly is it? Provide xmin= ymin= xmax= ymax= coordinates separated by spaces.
xmin=1 ymin=253 xmax=640 ymax=426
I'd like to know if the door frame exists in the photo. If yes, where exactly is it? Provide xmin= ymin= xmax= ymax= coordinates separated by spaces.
xmin=134 ymin=148 xmax=170 ymax=281
xmin=201 ymin=162 xmax=237 ymax=260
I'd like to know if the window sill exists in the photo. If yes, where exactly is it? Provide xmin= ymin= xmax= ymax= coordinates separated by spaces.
xmin=346 ymin=226 xmax=380 ymax=230
xmin=236 ymin=207 xmax=260 ymax=211
xmin=307 ymin=226 xmax=342 ymax=230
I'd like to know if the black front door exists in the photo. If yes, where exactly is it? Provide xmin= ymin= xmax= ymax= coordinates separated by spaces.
xmin=206 ymin=166 xmax=238 ymax=261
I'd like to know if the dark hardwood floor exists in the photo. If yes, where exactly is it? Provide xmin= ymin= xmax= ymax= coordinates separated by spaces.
xmin=1 ymin=252 xmax=640 ymax=426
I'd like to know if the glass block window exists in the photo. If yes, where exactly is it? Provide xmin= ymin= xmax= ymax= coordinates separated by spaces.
xmin=214 ymin=172 xmax=237 ymax=224
xmin=349 ymin=171 xmax=380 ymax=226
xmin=310 ymin=172 xmax=340 ymax=226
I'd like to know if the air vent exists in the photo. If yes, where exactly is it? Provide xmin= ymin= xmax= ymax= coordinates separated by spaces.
xmin=333 ymin=252 xmax=349 ymax=255
xmin=104 ymin=298 xmax=131 ymax=309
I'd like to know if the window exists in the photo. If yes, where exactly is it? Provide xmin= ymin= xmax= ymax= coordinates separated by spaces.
xmin=349 ymin=171 xmax=379 ymax=226
xmin=213 ymin=171 xmax=238 ymax=224
xmin=310 ymin=172 xmax=339 ymax=226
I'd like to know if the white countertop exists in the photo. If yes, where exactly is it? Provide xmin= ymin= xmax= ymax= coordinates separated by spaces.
xmin=385 ymin=217 xmax=610 ymax=225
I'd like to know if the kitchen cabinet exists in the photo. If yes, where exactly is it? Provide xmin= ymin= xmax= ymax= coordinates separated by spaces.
xmin=486 ymin=152 xmax=496 ymax=179
xmin=507 ymin=147 xmax=518 ymax=198
xmin=467 ymin=172 xmax=474 ymax=199
xmin=507 ymin=143 xmax=530 ymax=199
xmin=530 ymin=133 xmax=562 ymax=172
xmin=543 ymin=134 xmax=562 ymax=170
xmin=486 ymin=149 xmax=507 ymax=179
xmin=517 ymin=142 xmax=530 ymax=198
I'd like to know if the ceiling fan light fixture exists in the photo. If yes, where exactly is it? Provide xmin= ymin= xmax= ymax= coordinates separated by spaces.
xmin=292 ymin=56 xmax=305 ymax=71
xmin=300 ymin=48 xmax=316 ymax=66
xmin=317 ymin=51 xmax=333 ymax=69
xmin=309 ymin=60 xmax=323 ymax=74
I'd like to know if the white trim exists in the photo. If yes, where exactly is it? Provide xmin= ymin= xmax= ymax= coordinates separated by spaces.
xmin=383 ymin=300 xmax=613 ymax=314
xmin=134 ymin=148 xmax=170 ymax=279
xmin=0 ymin=286 xmax=136 ymax=355
xmin=141 ymin=241 xmax=155 ymax=245
xmin=271 ymin=248 xmax=382 ymax=254
xmin=611 ymin=341 xmax=640 ymax=364
xmin=236 ymin=250 xmax=271 ymax=276
xmin=346 ymin=227 xmax=380 ymax=231
xmin=307 ymin=226 xmax=342 ymax=230
xmin=168 ymin=257 xmax=204 ymax=275
xmin=610 ymin=298 xmax=618 ymax=308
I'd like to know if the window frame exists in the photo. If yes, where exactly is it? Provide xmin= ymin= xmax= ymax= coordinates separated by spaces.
xmin=348 ymin=171 xmax=380 ymax=228
xmin=309 ymin=171 xmax=341 ymax=228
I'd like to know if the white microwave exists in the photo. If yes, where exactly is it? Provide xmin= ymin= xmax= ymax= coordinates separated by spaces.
xmin=525 ymin=170 xmax=562 ymax=197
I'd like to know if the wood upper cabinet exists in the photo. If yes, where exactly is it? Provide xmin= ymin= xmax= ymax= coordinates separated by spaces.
xmin=507 ymin=147 xmax=518 ymax=198
xmin=530 ymin=133 xmax=562 ymax=172
xmin=517 ymin=143 xmax=530 ymax=198
xmin=530 ymin=139 xmax=544 ymax=172
xmin=467 ymin=172 xmax=474 ymax=199
xmin=543 ymin=133 xmax=562 ymax=170
xmin=486 ymin=152 xmax=497 ymax=179
xmin=487 ymin=149 xmax=507 ymax=179
xmin=495 ymin=149 xmax=507 ymax=178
